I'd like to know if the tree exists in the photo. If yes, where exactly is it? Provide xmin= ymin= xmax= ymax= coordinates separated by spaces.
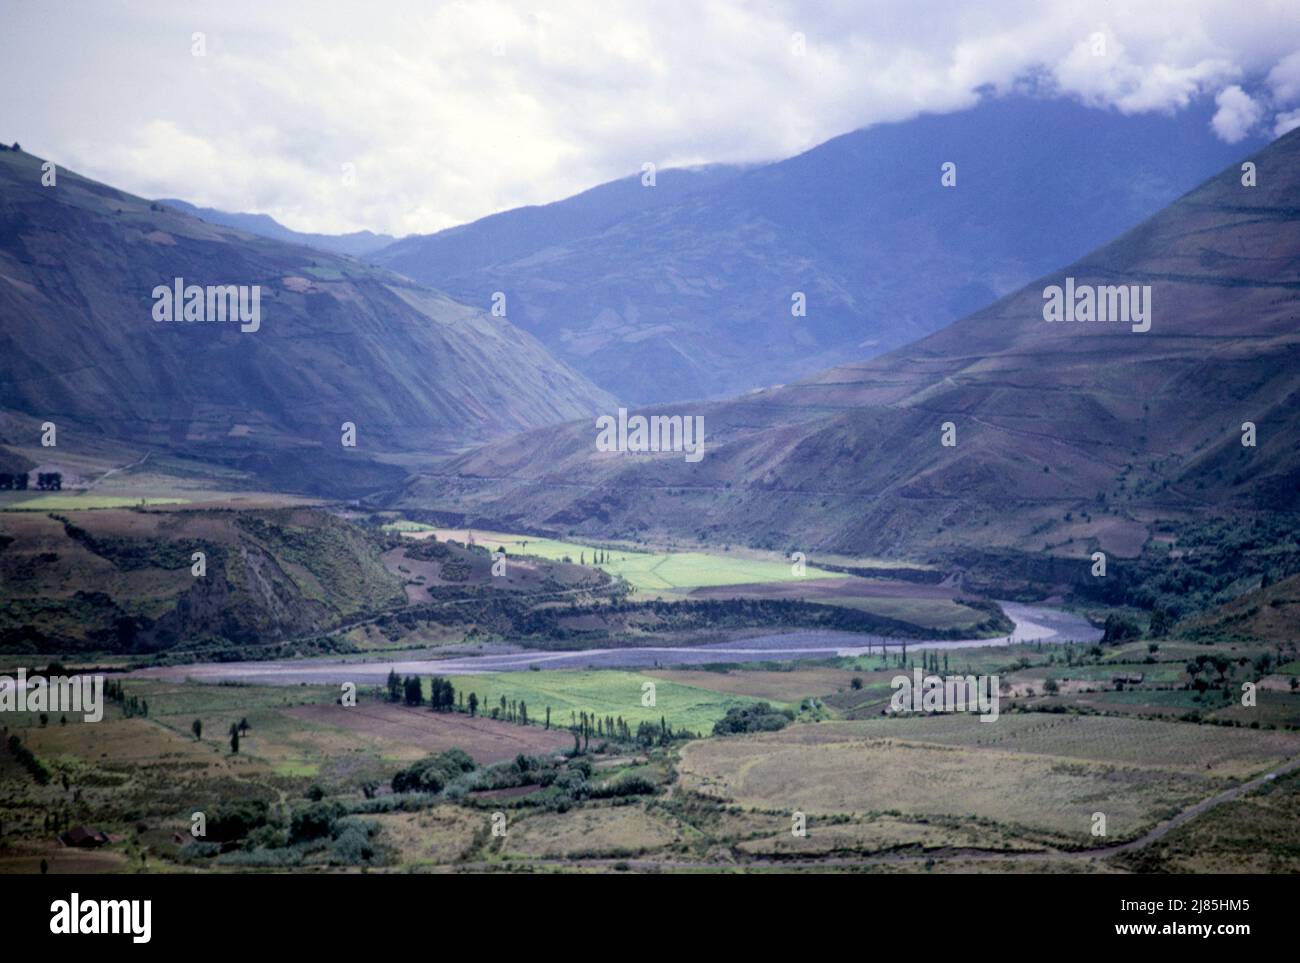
xmin=467 ymin=692 xmax=478 ymax=717
xmin=386 ymin=669 xmax=402 ymax=703
xmin=428 ymin=677 xmax=454 ymax=712
xmin=238 ymin=717 xmax=249 ymax=735
xmin=403 ymin=675 xmax=423 ymax=706
xmin=1148 ymin=608 xmax=1173 ymax=638
xmin=1212 ymin=656 xmax=1232 ymax=683
xmin=192 ymin=719 xmax=202 ymax=740
xmin=545 ymin=705 xmax=551 ymax=730
xmin=519 ymin=701 xmax=528 ymax=726
xmin=1102 ymin=614 xmax=1141 ymax=644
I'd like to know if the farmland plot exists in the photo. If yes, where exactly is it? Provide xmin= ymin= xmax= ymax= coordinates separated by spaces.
xmin=675 ymin=717 xmax=1290 ymax=844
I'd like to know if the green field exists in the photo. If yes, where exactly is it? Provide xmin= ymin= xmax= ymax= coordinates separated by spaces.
xmin=447 ymin=669 xmax=786 ymax=736
xmin=405 ymin=527 xmax=846 ymax=592
xmin=3 ymin=494 xmax=189 ymax=511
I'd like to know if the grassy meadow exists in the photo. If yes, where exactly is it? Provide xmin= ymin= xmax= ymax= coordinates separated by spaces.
xmin=395 ymin=525 xmax=848 ymax=592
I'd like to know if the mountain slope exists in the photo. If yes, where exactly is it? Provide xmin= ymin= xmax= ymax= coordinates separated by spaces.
xmin=157 ymin=198 xmax=397 ymax=257
xmin=374 ymin=163 xmax=743 ymax=283
xmin=374 ymin=97 xmax=1266 ymax=405
xmin=0 ymin=148 xmax=614 ymax=490
xmin=408 ymin=125 xmax=1300 ymax=561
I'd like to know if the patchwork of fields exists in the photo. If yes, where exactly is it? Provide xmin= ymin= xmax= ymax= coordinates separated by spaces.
xmin=677 ymin=715 xmax=1300 ymax=846
xmin=4 ymin=641 xmax=1300 ymax=874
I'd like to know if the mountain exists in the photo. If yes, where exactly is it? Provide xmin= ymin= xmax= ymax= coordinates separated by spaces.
xmin=0 ymin=147 xmax=613 ymax=492
xmin=372 ymin=97 xmax=1266 ymax=405
xmin=406 ymin=125 xmax=1300 ymax=564
xmin=1179 ymin=573 xmax=1300 ymax=643
xmin=374 ymin=164 xmax=744 ymax=285
xmin=157 ymin=198 xmax=397 ymax=257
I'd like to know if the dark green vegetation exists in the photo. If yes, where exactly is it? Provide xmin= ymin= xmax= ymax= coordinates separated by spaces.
xmin=711 ymin=702 xmax=793 ymax=735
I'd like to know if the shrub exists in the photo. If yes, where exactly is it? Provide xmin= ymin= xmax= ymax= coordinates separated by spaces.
xmin=290 ymin=800 xmax=347 ymax=842
xmin=391 ymin=748 xmax=476 ymax=794
xmin=712 ymin=702 xmax=793 ymax=736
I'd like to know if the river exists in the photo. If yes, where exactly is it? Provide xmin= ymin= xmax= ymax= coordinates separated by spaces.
xmin=130 ymin=601 xmax=1100 ymax=686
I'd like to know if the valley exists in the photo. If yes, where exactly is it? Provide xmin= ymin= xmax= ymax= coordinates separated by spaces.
xmin=3 ymin=25 xmax=1299 ymax=885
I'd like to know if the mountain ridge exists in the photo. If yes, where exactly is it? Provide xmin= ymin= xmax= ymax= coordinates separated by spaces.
xmin=156 ymin=198 xmax=398 ymax=257
xmin=371 ymin=96 xmax=1268 ymax=405
xmin=404 ymin=125 xmax=1300 ymax=561
xmin=0 ymin=148 xmax=614 ymax=492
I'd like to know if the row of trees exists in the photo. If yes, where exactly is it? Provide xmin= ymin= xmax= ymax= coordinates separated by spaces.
xmin=105 ymin=679 xmax=148 ymax=718
xmin=189 ymin=717 xmax=249 ymax=753
xmin=0 ymin=472 xmax=63 ymax=491
xmin=381 ymin=669 xmax=689 ymax=749
xmin=386 ymin=670 xmax=457 ymax=711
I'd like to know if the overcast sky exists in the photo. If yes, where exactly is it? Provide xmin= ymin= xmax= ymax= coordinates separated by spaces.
xmin=3 ymin=0 xmax=1300 ymax=236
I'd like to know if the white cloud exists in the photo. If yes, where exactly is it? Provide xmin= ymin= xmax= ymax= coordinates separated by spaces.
xmin=1275 ymin=107 xmax=1300 ymax=137
xmin=1 ymin=0 xmax=1298 ymax=234
xmin=1267 ymin=50 xmax=1300 ymax=104
xmin=1211 ymin=85 xmax=1264 ymax=142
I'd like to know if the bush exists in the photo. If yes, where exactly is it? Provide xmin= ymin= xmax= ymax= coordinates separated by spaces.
xmin=329 ymin=818 xmax=383 ymax=865
xmin=1101 ymin=614 xmax=1141 ymax=644
xmin=207 ymin=800 xmax=271 ymax=842
xmin=218 ymin=847 xmax=303 ymax=867
xmin=290 ymin=800 xmax=347 ymax=842
xmin=391 ymin=748 xmax=476 ymax=794
xmin=589 ymin=775 xmax=657 ymax=799
xmin=712 ymin=702 xmax=793 ymax=736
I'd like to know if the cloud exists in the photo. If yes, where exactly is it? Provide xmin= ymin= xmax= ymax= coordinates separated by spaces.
xmin=1211 ymin=85 xmax=1264 ymax=142
xmin=1275 ymin=108 xmax=1300 ymax=137
xmin=1 ymin=1 xmax=1298 ymax=234
xmin=1267 ymin=50 xmax=1300 ymax=104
